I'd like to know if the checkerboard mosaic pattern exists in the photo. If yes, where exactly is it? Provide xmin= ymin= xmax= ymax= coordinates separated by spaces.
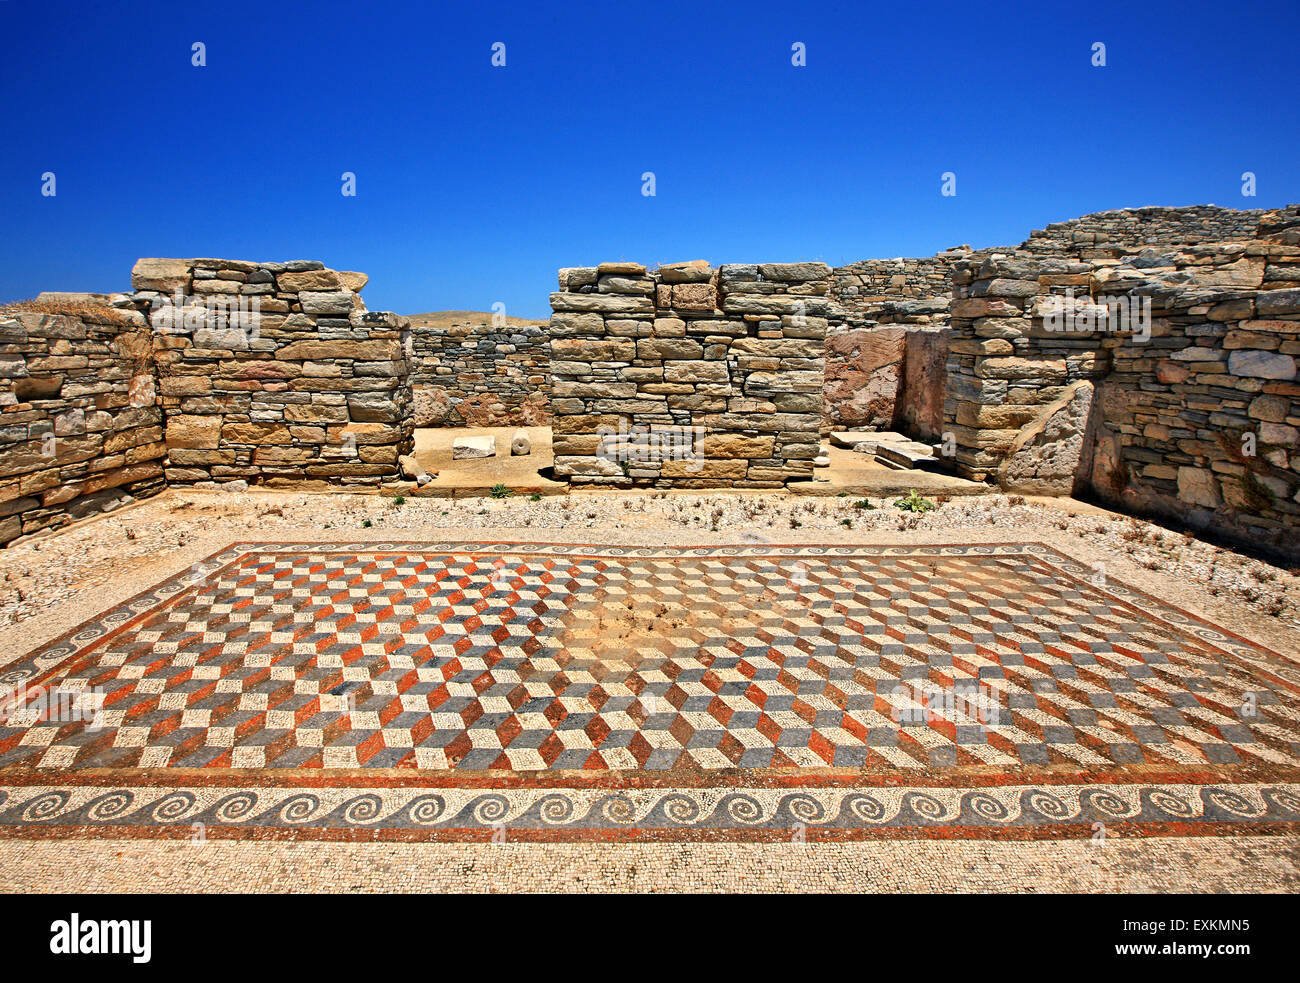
xmin=1 ymin=542 xmax=1298 ymax=841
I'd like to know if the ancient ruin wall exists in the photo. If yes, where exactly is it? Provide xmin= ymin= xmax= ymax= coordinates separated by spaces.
xmin=134 ymin=258 xmax=414 ymax=488
xmin=824 ymin=206 xmax=1272 ymax=436
xmin=410 ymin=318 xmax=550 ymax=427
xmin=1019 ymin=204 xmax=1266 ymax=259
xmin=550 ymin=260 xmax=830 ymax=487
xmin=0 ymin=305 xmax=165 ymax=545
xmin=945 ymin=204 xmax=1300 ymax=559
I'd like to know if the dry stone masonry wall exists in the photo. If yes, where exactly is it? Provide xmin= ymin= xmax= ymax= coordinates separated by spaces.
xmin=1 ymin=257 xmax=416 ymax=546
xmin=549 ymin=260 xmax=833 ymax=487
xmin=133 ymin=258 xmax=414 ymax=488
xmin=1019 ymin=205 xmax=1265 ymax=260
xmin=822 ymin=206 xmax=1270 ymax=435
xmin=945 ymin=204 xmax=1300 ymax=559
xmin=0 ymin=304 xmax=165 ymax=546
xmin=410 ymin=318 xmax=550 ymax=427
xmin=3 ymin=203 xmax=1296 ymax=555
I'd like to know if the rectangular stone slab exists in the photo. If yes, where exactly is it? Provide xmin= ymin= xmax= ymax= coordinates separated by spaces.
xmin=451 ymin=435 xmax=497 ymax=460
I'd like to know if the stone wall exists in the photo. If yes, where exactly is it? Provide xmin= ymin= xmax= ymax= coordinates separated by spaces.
xmin=1020 ymin=205 xmax=1266 ymax=260
xmin=549 ymin=260 xmax=831 ymax=487
xmin=0 ymin=303 xmax=165 ymax=545
xmin=945 ymin=204 xmax=1300 ymax=559
xmin=823 ymin=206 xmax=1272 ymax=438
xmin=132 ymin=258 xmax=414 ymax=488
xmin=410 ymin=318 xmax=550 ymax=427
xmin=830 ymin=250 xmax=977 ymax=317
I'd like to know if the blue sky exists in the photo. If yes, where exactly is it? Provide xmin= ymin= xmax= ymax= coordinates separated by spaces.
xmin=1 ymin=0 xmax=1296 ymax=319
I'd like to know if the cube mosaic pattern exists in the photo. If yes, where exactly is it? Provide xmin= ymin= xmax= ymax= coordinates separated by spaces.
xmin=1 ymin=542 xmax=1298 ymax=841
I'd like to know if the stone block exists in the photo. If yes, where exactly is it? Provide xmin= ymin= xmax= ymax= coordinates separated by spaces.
xmin=452 ymin=435 xmax=497 ymax=459
xmin=298 ymin=291 xmax=356 ymax=314
xmin=165 ymin=414 xmax=223 ymax=449
xmin=1228 ymin=350 xmax=1296 ymax=379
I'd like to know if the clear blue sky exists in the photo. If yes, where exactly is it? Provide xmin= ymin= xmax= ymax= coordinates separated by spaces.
xmin=2 ymin=0 xmax=1296 ymax=319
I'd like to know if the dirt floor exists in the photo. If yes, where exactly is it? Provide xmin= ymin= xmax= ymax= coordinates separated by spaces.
xmin=411 ymin=426 xmax=563 ymax=495
xmin=794 ymin=442 xmax=989 ymax=496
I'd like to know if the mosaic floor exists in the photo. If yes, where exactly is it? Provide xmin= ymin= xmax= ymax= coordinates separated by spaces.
xmin=1 ymin=541 xmax=1298 ymax=841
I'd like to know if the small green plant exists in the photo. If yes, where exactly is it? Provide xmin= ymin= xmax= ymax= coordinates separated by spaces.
xmin=490 ymin=483 xmax=513 ymax=500
xmin=840 ymin=517 xmax=853 ymax=528
xmin=894 ymin=489 xmax=936 ymax=513
xmin=837 ymin=491 xmax=849 ymax=498
xmin=361 ymin=518 xmax=373 ymax=528
xmin=790 ymin=518 xmax=802 ymax=529
xmin=619 ymin=460 xmax=631 ymax=477
xmin=529 ymin=493 xmax=542 ymax=502
xmin=392 ymin=494 xmax=406 ymax=506
xmin=853 ymin=499 xmax=876 ymax=511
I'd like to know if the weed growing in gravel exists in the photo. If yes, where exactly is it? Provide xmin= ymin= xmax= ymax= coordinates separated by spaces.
xmin=894 ymin=490 xmax=936 ymax=513
xmin=530 ymin=493 xmax=541 ymax=502
xmin=491 ymin=484 xmax=513 ymax=499
xmin=392 ymin=494 xmax=406 ymax=507
xmin=853 ymin=499 xmax=875 ymax=511
xmin=361 ymin=519 xmax=372 ymax=528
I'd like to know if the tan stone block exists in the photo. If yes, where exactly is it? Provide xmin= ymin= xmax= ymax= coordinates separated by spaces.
xmin=955 ymin=403 xmax=1042 ymax=428
xmin=659 ymin=261 xmax=713 ymax=283
xmin=165 ymin=414 xmax=222 ymax=449
xmin=18 ymin=468 xmax=60 ymax=495
xmin=663 ymin=361 xmax=729 ymax=383
xmin=284 ymin=402 xmax=349 ymax=423
xmin=952 ymin=298 xmax=1023 ymax=319
xmin=277 ymin=270 xmax=343 ymax=293
xmin=671 ymin=283 xmax=717 ymax=312
xmin=126 ymin=441 xmax=167 ymax=464
xmin=638 ymin=338 xmax=703 ymax=360
xmin=167 ymin=448 xmax=237 ymax=465
xmin=698 ymin=435 xmax=774 ymax=458
xmin=552 ymin=414 xmax=623 ymax=435
xmin=551 ymin=434 xmax=604 ymax=455
xmin=550 ymin=338 xmax=636 ymax=361
xmin=160 ymin=376 xmax=212 ymax=396
xmin=252 ymin=446 xmax=313 ymax=464
xmin=103 ymin=426 xmax=163 ymax=454
xmin=333 ymin=422 xmax=401 ymax=445
xmin=276 ymin=340 xmax=401 ymax=361
xmin=597 ymin=261 xmax=646 ymax=276
xmin=190 ymin=279 xmax=242 ymax=295
xmin=660 ymin=458 xmax=747 ymax=478
xmin=975 ymin=357 xmax=1067 ymax=382
xmin=358 ymin=444 xmax=398 ymax=464
xmin=222 ymin=422 xmax=292 ymax=444
xmin=131 ymin=258 xmax=191 ymax=292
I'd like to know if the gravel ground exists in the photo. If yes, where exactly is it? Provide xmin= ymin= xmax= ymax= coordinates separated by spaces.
xmin=1 ymin=486 xmax=1298 ymax=635
xmin=2 ymin=836 xmax=1297 ymax=894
